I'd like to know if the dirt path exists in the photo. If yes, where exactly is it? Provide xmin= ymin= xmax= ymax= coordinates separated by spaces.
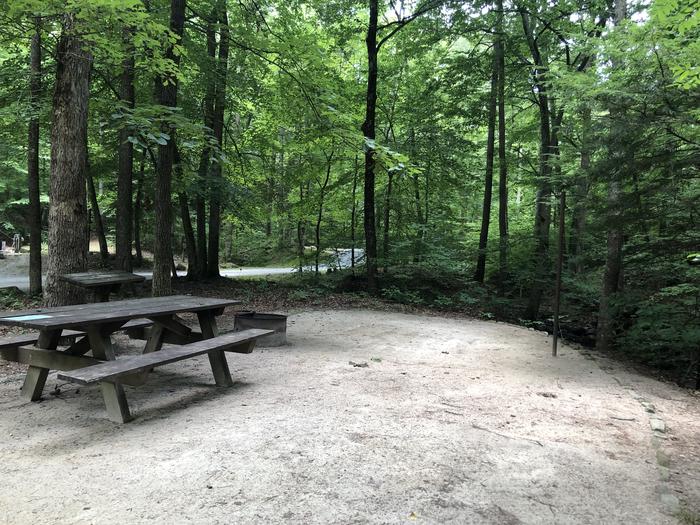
xmin=0 ymin=309 xmax=698 ymax=524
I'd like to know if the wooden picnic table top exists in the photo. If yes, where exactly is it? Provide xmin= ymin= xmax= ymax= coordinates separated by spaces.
xmin=59 ymin=270 xmax=146 ymax=288
xmin=0 ymin=295 xmax=239 ymax=331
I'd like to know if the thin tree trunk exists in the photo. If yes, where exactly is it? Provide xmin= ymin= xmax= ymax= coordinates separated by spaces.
xmin=133 ymin=151 xmax=145 ymax=267
xmin=44 ymin=13 xmax=92 ymax=306
xmin=351 ymin=155 xmax=358 ymax=269
xmin=362 ymin=0 xmax=379 ymax=291
xmin=174 ymin=146 xmax=198 ymax=279
xmin=152 ymin=0 xmax=186 ymax=296
xmin=28 ymin=17 xmax=42 ymax=296
xmin=297 ymin=182 xmax=306 ymax=273
xmin=178 ymin=193 xmax=198 ymax=280
xmin=496 ymin=0 xmax=508 ymax=281
xmin=382 ymin=171 xmax=394 ymax=267
xmin=116 ymin=27 xmax=135 ymax=271
xmin=474 ymin=45 xmax=499 ymax=283
xmin=596 ymin=0 xmax=627 ymax=352
xmin=87 ymin=168 xmax=109 ymax=264
xmin=552 ymin=190 xmax=566 ymax=356
xmin=207 ymin=0 xmax=229 ymax=278
xmin=315 ymin=150 xmax=334 ymax=275
xmin=226 ymin=221 xmax=234 ymax=262
xmin=569 ymin=106 xmax=591 ymax=274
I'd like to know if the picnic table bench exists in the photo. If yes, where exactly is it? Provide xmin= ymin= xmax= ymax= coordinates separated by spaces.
xmin=0 ymin=295 xmax=272 ymax=423
xmin=59 ymin=270 xmax=146 ymax=302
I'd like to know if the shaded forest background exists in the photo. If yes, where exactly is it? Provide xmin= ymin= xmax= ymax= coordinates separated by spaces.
xmin=0 ymin=0 xmax=698 ymax=385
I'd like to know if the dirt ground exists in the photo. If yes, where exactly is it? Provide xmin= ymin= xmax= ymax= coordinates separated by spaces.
xmin=0 ymin=309 xmax=698 ymax=524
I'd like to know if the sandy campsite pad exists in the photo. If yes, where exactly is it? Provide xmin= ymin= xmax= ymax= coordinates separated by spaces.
xmin=0 ymin=309 xmax=698 ymax=524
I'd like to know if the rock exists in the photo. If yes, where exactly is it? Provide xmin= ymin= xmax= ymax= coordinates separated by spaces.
xmin=659 ymin=492 xmax=680 ymax=513
xmin=650 ymin=418 xmax=666 ymax=433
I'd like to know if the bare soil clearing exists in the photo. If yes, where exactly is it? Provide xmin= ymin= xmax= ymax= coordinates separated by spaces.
xmin=0 ymin=309 xmax=698 ymax=524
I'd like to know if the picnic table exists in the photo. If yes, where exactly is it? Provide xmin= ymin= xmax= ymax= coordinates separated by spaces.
xmin=59 ymin=270 xmax=146 ymax=302
xmin=0 ymin=295 xmax=272 ymax=423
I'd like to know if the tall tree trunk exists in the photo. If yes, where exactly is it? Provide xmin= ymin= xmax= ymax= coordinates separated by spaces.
xmin=552 ymin=190 xmax=566 ymax=356
xmin=116 ymin=28 xmax=135 ymax=271
xmin=382 ymin=171 xmax=394 ymax=267
xmin=207 ymin=0 xmax=229 ymax=278
xmin=87 ymin=168 xmax=109 ymax=264
xmin=297 ymin=183 xmax=306 ymax=273
xmin=174 ymin=146 xmax=198 ymax=279
xmin=362 ymin=0 xmax=379 ymax=291
xmin=226 ymin=221 xmax=234 ymax=262
xmin=28 ymin=17 xmax=42 ymax=296
xmin=569 ymin=106 xmax=591 ymax=274
xmin=351 ymin=155 xmax=358 ymax=269
xmin=474 ymin=46 xmax=499 ymax=283
xmin=133 ymin=151 xmax=145 ymax=267
xmin=152 ymin=0 xmax=186 ymax=296
xmin=44 ymin=13 xmax=92 ymax=306
xmin=597 ymin=0 xmax=627 ymax=352
xmin=496 ymin=0 xmax=508 ymax=281
xmin=521 ymin=9 xmax=553 ymax=320
xmin=315 ymin=150 xmax=334 ymax=275
xmin=195 ymin=11 xmax=217 ymax=278
xmin=179 ymin=193 xmax=198 ymax=280
xmin=266 ymin=174 xmax=274 ymax=237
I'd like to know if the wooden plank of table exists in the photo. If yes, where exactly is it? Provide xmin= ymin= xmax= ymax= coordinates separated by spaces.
xmin=0 ymin=296 xmax=240 ymax=330
xmin=58 ymin=329 xmax=271 ymax=385
xmin=59 ymin=271 xmax=145 ymax=288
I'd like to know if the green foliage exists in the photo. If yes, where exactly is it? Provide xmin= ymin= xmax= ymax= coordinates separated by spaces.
xmin=621 ymin=283 xmax=700 ymax=371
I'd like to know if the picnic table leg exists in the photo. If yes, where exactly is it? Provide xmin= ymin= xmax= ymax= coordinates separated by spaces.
xmin=86 ymin=327 xmax=132 ymax=423
xmin=93 ymin=284 xmax=116 ymax=303
xmin=21 ymin=329 xmax=61 ymax=401
xmin=197 ymin=311 xmax=233 ymax=387
xmin=126 ymin=323 xmax=166 ymax=387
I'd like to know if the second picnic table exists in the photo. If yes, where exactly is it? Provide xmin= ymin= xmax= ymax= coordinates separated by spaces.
xmin=0 ymin=295 xmax=271 ymax=423
xmin=59 ymin=270 xmax=146 ymax=302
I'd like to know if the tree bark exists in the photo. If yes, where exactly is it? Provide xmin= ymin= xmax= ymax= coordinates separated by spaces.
xmin=194 ymin=11 xmax=217 ymax=278
xmin=28 ymin=17 xmax=42 ymax=296
xmin=521 ymin=9 xmax=553 ymax=320
xmin=87 ymin=168 xmax=109 ymax=264
xmin=179 ymin=192 xmax=198 ymax=280
xmin=362 ymin=0 xmax=379 ymax=291
xmin=474 ymin=45 xmax=499 ymax=283
xmin=116 ymin=27 xmax=135 ymax=271
xmin=552 ymin=190 xmax=566 ymax=356
xmin=351 ymin=155 xmax=358 ymax=269
xmin=207 ymin=0 xmax=229 ymax=278
xmin=496 ymin=0 xmax=508 ymax=281
xmin=44 ymin=13 xmax=92 ymax=306
xmin=297 ymin=182 xmax=307 ymax=273
xmin=226 ymin=221 xmax=234 ymax=262
xmin=382 ymin=171 xmax=394 ymax=267
xmin=152 ymin=0 xmax=186 ymax=296
xmin=569 ymin=106 xmax=591 ymax=274
xmin=315 ymin=150 xmax=334 ymax=274
xmin=174 ymin=146 xmax=198 ymax=279
xmin=133 ymin=151 xmax=145 ymax=268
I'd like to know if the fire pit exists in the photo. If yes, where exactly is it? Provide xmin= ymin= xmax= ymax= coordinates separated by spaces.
xmin=233 ymin=312 xmax=287 ymax=347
